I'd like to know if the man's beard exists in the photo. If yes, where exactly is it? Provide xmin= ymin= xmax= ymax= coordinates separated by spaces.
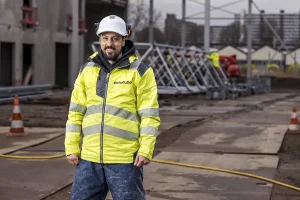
xmin=103 ymin=47 xmax=121 ymax=62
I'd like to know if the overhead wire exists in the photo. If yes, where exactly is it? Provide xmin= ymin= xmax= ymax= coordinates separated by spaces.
xmin=187 ymin=0 xmax=246 ymax=18
xmin=187 ymin=0 xmax=237 ymax=16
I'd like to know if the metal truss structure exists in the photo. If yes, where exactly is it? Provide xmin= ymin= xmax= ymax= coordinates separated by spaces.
xmin=91 ymin=42 xmax=271 ymax=99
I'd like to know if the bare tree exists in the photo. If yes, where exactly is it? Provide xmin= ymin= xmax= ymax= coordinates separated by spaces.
xmin=127 ymin=0 xmax=163 ymax=41
xmin=136 ymin=27 xmax=165 ymax=43
xmin=127 ymin=0 xmax=147 ymax=35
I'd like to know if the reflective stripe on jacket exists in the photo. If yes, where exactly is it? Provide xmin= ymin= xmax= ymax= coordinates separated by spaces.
xmin=65 ymin=50 xmax=160 ymax=164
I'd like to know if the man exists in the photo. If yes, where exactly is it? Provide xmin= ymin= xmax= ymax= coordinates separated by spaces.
xmin=65 ymin=15 xmax=160 ymax=200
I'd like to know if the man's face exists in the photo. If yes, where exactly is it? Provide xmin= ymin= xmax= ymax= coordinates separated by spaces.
xmin=100 ymin=32 xmax=125 ymax=62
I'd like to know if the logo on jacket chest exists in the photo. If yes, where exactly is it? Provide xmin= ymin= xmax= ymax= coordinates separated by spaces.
xmin=114 ymin=81 xmax=132 ymax=84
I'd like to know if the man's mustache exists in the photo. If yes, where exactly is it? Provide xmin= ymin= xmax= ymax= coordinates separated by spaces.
xmin=105 ymin=46 xmax=116 ymax=51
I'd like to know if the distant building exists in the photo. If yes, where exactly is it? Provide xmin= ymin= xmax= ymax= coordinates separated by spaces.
xmin=211 ymin=26 xmax=227 ymax=46
xmin=218 ymin=45 xmax=247 ymax=61
xmin=286 ymin=47 xmax=300 ymax=66
xmin=164 ymin=14 xmax=203 ymax=46
xmin=0 ymin=0 xmax=128 ymax=87
xmin=173 ymin=10 xmax=300 ymax=49
xmin=241 ymin=10 xmax=300 ymax=48
xmin=252 ymin=45 xmax=284 ymax=69
xmin=164 ymin=14 xmax=243 ymax=48
xmin=217 ymin=45 xmax=285 ymax=69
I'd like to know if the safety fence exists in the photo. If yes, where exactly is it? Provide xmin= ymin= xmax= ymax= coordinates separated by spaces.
xmin=135 ymin=43 xmax=271 ymax=99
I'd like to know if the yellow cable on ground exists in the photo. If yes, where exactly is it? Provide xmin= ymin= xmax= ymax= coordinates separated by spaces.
xmin=152 ymin=159 xmax=300 ymax=191
xmin=0 ymin=153 xmax=299 ymax=191
xmin=0 ymin=153 xmax=65 ymax=159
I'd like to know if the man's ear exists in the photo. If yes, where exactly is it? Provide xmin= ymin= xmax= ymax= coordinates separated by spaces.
xmin=94 ymin=23 xmax=99 ymax=34
xmin=126 ymin=24 xmax=132 ymax=38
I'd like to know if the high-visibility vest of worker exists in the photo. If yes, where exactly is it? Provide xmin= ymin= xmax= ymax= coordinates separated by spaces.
xmin=206 ymin=51 xmax=220 ymax=70
xmin=205 ymin=51 xmax=223 ymax=78
xmin=65 ymin=15 xmax=160 ymax=200
xmin=206 ymin=52 xmax=241 ymax=78
xmin=206 ymin=51 xmax=221 ymax=69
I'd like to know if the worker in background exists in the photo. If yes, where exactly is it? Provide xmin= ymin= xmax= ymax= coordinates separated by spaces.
xmin=207 ymin=51 xmax=221 ymax=73
xmin=65 ymin=15 xmax=160 ymax=200
xmin=204 ymin=51 xmax=221 ymax=84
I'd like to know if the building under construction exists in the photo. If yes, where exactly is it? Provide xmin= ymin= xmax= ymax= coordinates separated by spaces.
xmin=0 ymin=0 xmax=128 ymax=87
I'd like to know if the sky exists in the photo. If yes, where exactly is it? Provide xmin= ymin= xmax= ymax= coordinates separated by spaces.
xmin=151 ymin=0 xmax=300 ymax=26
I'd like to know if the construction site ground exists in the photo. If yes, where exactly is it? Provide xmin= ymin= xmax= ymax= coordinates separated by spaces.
xmin=0 ymin=90 xmax=300 ymax=200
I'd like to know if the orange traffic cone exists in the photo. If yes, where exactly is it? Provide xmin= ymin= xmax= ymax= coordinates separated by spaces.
xmin=287 ymin=107 xmax=300 ymax=133
xmin=7 ymin=96 xmax=26 ymax=136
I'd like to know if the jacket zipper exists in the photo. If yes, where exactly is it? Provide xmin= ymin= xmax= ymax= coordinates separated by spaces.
xmin=100 ymin=72 xmax=110 ymax=163
xmin=97 ymin=63 xmax=131 ymax=163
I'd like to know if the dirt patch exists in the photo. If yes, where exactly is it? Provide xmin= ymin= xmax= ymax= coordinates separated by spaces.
xmin=271 ymin=134 xmax=300 ymax=200
xmin=0 ymin=103 xmax=69 ymax=128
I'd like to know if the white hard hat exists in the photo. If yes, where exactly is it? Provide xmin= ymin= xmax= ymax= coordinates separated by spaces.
xmin=96 ymin=15 xmax=127 ymax=36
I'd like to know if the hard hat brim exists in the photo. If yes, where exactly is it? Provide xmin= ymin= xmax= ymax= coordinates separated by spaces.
xmin=97 ymin=29 xmax=127 ymax=37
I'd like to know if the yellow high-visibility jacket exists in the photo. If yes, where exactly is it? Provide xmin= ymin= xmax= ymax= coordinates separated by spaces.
xmin=207 ymin=52 xmax=220 ymax=68
xmin=65 ymin=40 xmax=160 ymax=164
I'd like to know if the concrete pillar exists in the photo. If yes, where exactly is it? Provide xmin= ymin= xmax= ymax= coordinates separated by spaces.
xmin=299 ymin=10 xmax=300 ymax=43
xmin=247 ymin=0 xmax=252 ymax=79
xmin=259 ymin=10 xmax=265 ymax=43
xmin=81 ymin=0 xmax=85 ymax=17
xmin=13 ymin=36 xmax=23 ymax=86
xmin=204 ymin=0 xmax=210 ymax=52
xmin=279 ymin=10 xmax=284 ymax=43
xmin=31 ymin=0 xmax=37 ymax=7
xmin=80 ymin=0 xmax=86 ymax=65
xmin=149 ymin=0 xmax=154 ymax=44
xmin=181 ymin=0 xmax=186 ymax=47
xmin=70 ymin=0 xmax=79 ymax=86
